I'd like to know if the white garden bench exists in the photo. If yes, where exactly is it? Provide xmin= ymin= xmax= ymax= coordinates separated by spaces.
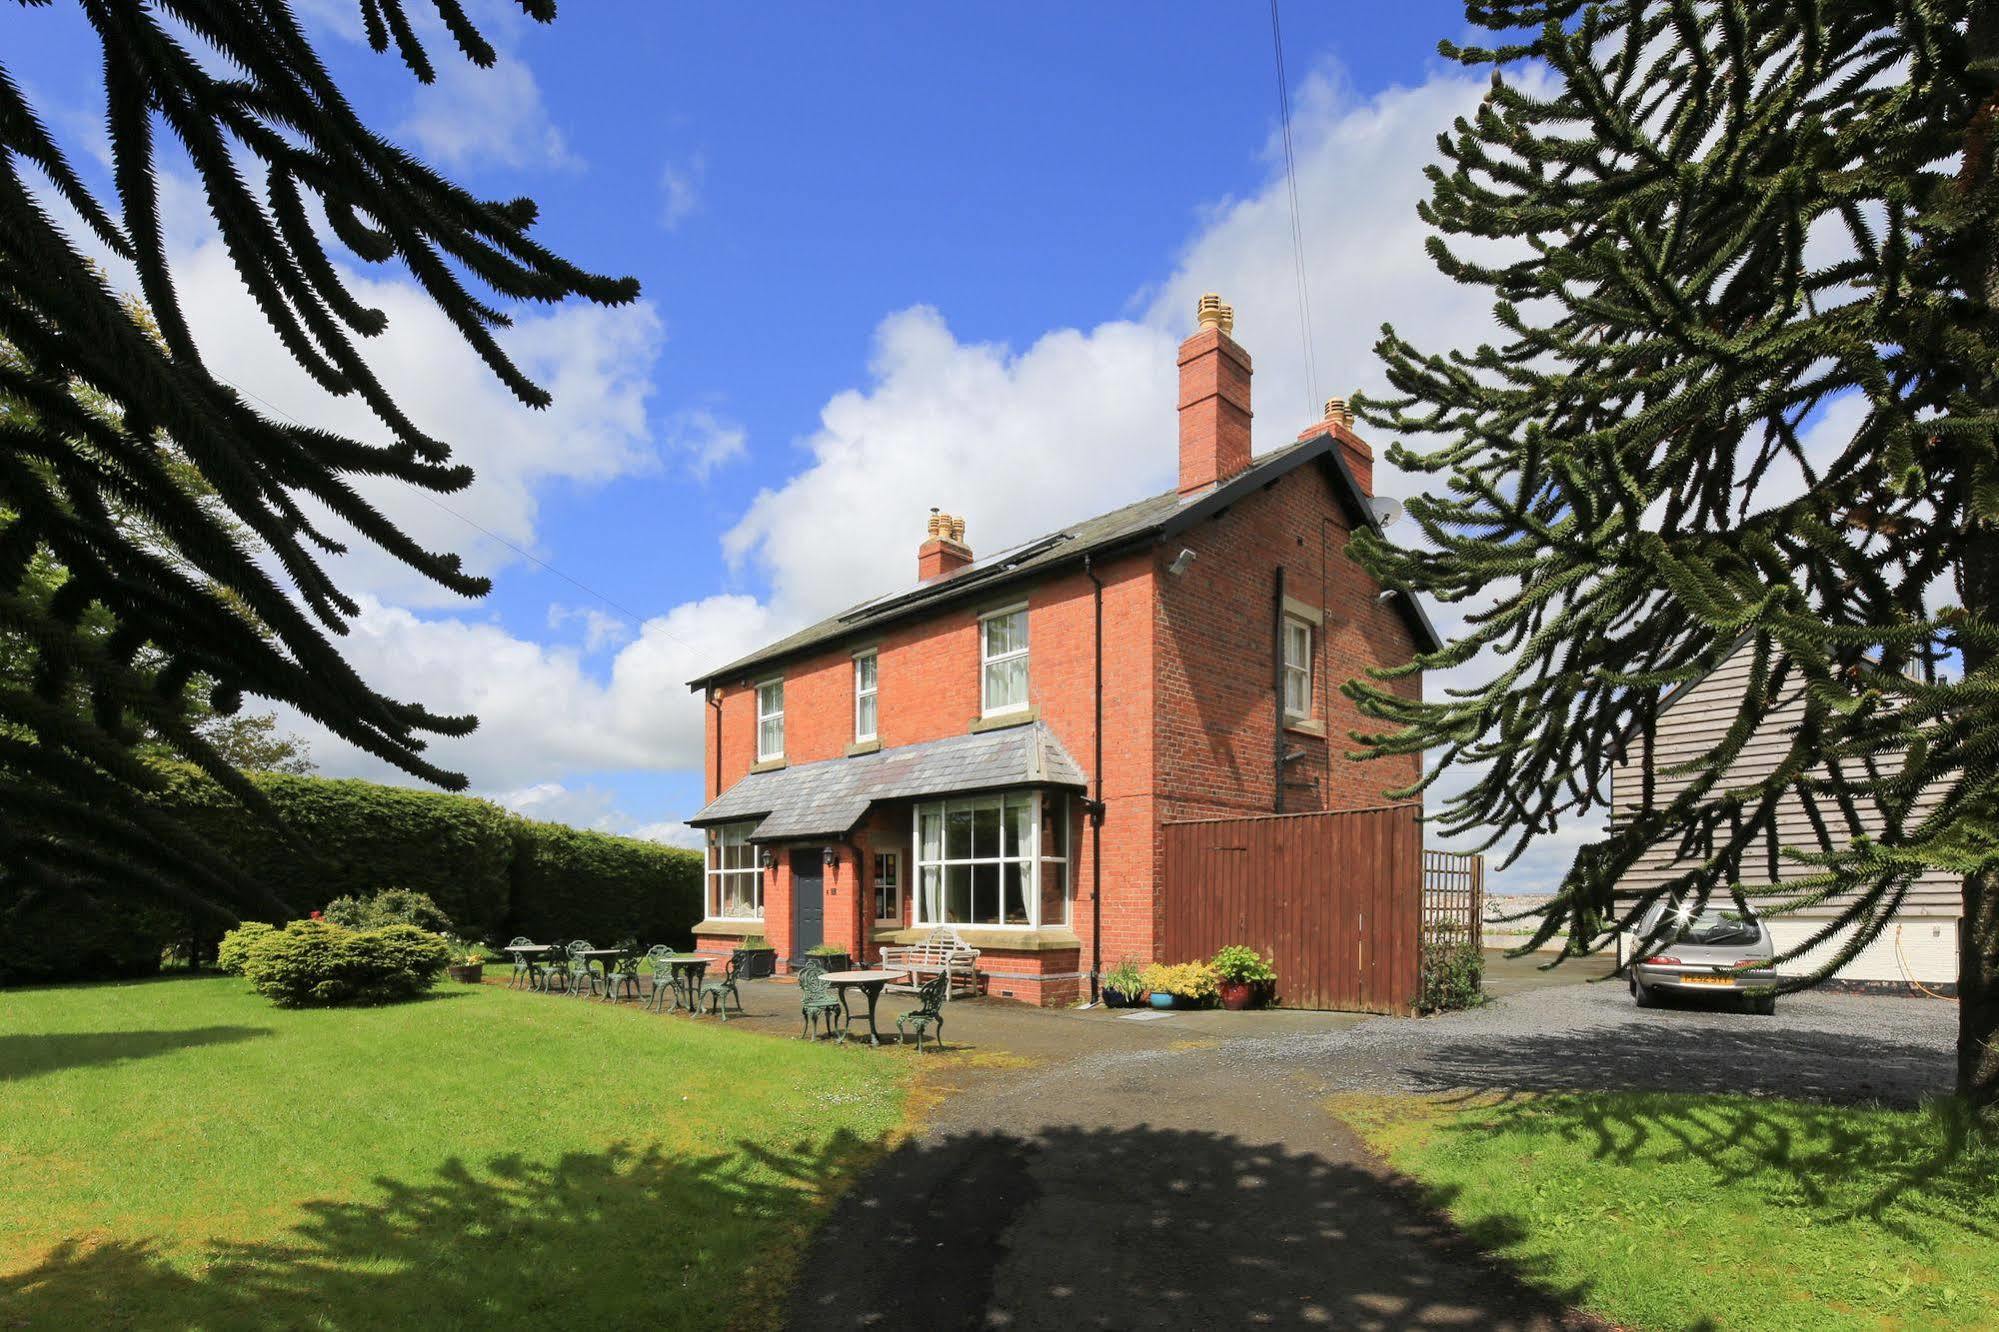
xmin=880 ymin=925 xmax=981 ymax=999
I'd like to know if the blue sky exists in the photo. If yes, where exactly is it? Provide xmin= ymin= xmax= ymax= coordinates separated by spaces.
xmin=12 ymin=2 xmax=1610 ymax=890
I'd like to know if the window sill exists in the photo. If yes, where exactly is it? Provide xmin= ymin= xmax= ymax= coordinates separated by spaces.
xmin=693 ymin=918 xmax=767 ymax=937
xmin=969 ymin=706 xmax=1040 ymax=734
xmin=845 ymin=739 xmax=881 ymax=757
xmin=748 ymin=757 xmax=788 ymax=774
xmin=873 ymin=925 xmax=1082 ymax=952
xmin=1283 ymin=717 xmax=1327 ymax=738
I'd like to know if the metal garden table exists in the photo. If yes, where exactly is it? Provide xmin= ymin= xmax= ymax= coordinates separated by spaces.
xmin=819 ymin=968 xmax=906 ymax=1045
xmin=502 ymin=944 xmax=555 ymax=990
xmin=646 ymin=955 xmax=711 ymax=1014
xmin=580 ymin=947 xmax=636 ymax=1001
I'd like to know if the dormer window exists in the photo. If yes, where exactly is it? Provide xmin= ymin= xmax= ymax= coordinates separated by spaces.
xmin=756 ymin=678 xmax=785 ymax=761
xmin=980 ymin=605 xmax=1029 ymax=717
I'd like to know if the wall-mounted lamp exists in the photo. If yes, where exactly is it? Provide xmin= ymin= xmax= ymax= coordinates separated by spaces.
xmin=1376 ymin=587 xmax=1400 ymax=603
xmin=822 ymin=845 xmax=838 ymax=868
xmin=759 ymin=849 xmax=774 ymax=871
xmin=1166 ymin=547 xmax=1197 ymax=577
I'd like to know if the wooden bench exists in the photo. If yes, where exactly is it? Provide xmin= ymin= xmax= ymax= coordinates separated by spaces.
xmin=880 ymin=925 xmax=981 ymax=999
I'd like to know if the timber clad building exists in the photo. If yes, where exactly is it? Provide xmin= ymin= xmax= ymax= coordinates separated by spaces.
xmin=685 ymin=296 xmax=1435 ymax=1004
xmin=1610 ymin=638 xmax=1961 ymax=991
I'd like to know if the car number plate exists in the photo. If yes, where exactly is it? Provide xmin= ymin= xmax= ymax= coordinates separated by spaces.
xmin=1679 ymin=975 xmax=1732 ymax=986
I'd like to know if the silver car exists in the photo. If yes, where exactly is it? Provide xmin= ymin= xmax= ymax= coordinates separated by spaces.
xmin=1627 ymin=901 xmax=1779 ymax=1015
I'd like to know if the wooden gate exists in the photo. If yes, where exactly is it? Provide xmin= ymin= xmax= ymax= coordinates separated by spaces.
xmin=1160 ymin=804 xmax=1422 ymax=1014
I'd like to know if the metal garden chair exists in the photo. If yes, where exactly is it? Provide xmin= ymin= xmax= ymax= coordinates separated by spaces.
xmin=566 ymin=940 xmax=599 ymax=998
xmin=506 ymin=936 xmax=534 ymax=990
xmin=895 ymin=971 xmax=951 ymax=1052
xmin=797 ymin=963 xmax=845 ymax=1040
xmin=535 ymin=940 xmax=568 ymax=993
xmin=643 ymin=945 xmax=677 ymax=1013
xmin=700 ymin=951 xmax=749 ymax=1020
xmin=602 ymin=939 xmax=643 ymax=1003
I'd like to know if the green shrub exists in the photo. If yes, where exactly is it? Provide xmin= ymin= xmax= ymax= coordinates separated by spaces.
xmin=1418 ymin=937 xmax=1485 ymax=1014
xmin=507 ymin=820 xmax=702 ymax=949
xmin=1102 ymin=958 xmax=1145 ymax=994
xmin=737 ymin=935 xmax=771 ymax=950
xmin=215 ymin=922 xmax=278 ymax=976
xmin=240 ymin=920 xmax=450 ymax=1007
xmin=1140 ymin=960 xmax=1219 ymax=1001
xmin=322 ymin=887 xmax=453 ymax=933
xmin=0 ymin=886 xmax=184 ymax=986
xmin=1210 ymin=945 xmax=1277 ymax=986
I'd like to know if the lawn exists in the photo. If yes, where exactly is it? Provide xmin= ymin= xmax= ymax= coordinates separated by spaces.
xmin=1342 ymin=1091 xmax=1999 ymax=1332
xmin=0 ymin=975 xmax=908 ymax=1329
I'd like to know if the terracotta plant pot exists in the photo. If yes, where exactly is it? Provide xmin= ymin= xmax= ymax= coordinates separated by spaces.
xmin=446 ymin=963 xmax=484 ymax=985
xmin=1217 ymin=980 xmax=1253 ymax=1011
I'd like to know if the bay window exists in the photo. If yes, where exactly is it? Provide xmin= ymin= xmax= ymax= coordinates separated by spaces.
xmin=756 ymin=678 xmax=785 ymax=761
xmin=980 ymin=606 xmax=1029 ymax=716
xmin=913 ymin=791 xmax=1073 ymax=929
xmin=706 ymin=822 xmax=762 ymax=918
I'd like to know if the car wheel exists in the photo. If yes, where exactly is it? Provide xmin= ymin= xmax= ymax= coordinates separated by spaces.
xmin=1631 ymin=975 xmax=1657 ymax=1009
xmin=1755 ymin=994 xmax=1776 ymax=1016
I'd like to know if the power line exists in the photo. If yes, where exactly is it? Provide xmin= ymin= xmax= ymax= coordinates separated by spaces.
xmin=1269 ymin=0 xmax=1322 ymax=419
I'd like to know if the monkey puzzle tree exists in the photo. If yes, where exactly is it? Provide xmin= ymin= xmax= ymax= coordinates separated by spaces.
xmin=1348 ymin=2 xmax=1999 ymax=1107
xmin=0 ymin=2 xmax=636 ymax=920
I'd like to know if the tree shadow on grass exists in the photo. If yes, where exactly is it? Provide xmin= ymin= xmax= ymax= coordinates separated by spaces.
xmin=793 ymin=1123 xmax=1604 ymax=1331
xmin=1 ymin=1129 xmax=884 ymax=1330
xmin=0 ymin=1026 xmax=272 ymax=1081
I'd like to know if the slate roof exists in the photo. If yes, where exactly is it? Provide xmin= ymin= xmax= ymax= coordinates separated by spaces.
xmin=686 ymin=431 xmax=1441 ymax=690
xmin=687 ymin=721 xmax=1088 ymax=841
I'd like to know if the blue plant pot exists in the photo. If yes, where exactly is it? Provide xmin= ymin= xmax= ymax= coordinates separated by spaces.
xmin=1148 ymin=991 xmax=1176 ymax=1010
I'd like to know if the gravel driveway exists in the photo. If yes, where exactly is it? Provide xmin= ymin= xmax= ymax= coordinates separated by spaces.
xmin=1235 ymin=975 xmax=1959 ymax=1107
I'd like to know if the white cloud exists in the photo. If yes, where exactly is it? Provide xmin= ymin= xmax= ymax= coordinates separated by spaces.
xmin=279 ymin=593 xmax=774 ymax=789
xmin=665 ymin=407 xmax=747 ymax=479
xmin=633 ymin=821 xmax=706 ymax=850
xmin=492 ymin=781 xmax=620 ymax=829
xmin=548 ymin=604 xmax=636 ymax=654
xmin=660 ymin=154 xmax=706 ymax=230
xmin=398 ymin=52 xmax=578 ymax=171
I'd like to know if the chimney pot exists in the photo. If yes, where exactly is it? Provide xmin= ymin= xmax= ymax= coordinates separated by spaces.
xmin=1298 ymin=389 xmax=1373 ymax=495
xmin=918 ymin=509 xmax=973 ymax=582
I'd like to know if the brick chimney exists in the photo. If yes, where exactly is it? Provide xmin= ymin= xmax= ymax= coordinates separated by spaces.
xmin=918 ymin=508 xmax=973 ymax=581
xmin=1297 ymin=393 xmax=1372 ymax=496
xmin=1177 ymin=293 xmax=1253 ymax=496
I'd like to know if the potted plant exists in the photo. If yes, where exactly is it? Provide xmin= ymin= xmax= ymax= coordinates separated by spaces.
xmin=734 ymin=934 xmax=778 ymax=979
xmin=445 ymin=947 xmax=484 ymax=985
xmin=804 ymin=943 xmax=852 ymax=973
xmin=1139 ymin=961 xmax=1218 ymax=1010
xmin=1101 ymin=958 xmax=1145 ymax=1008
xmin=1210 ymin=945 xmax=1277 ymax=1011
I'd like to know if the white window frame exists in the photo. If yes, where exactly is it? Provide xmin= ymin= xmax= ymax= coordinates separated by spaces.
xmin=854 ymin=650 xmax=878 ymax=743
xmin=705 ymin=822 xmax=763 ymax=920
xmin=873 ymin=849 xmax=901 ymax=925
xmin=911 ymin=791 xmax=1072 ymax=931
xmin=1282 ymin=615 xmax=1314 ymax=721
xmin=979 ymin=603 xmax=1030 ymax=718
xmin=756 ymin=677 xmax=785 ymax=762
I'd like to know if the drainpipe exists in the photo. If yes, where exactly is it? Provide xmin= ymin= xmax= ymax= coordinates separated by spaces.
xmin=707 ymin=688 xmax=722 ymax=798
xmin=1084 ymin=553 xmax=1106 ymax=1005
xmin=1274 ymin=565 xmax=1288 ymax=814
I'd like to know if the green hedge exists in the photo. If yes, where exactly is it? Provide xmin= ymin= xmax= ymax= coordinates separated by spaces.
xmin=0 ymin=886 xmax=186 ymax=987
xmin=152 ymin=768 xmax=516 ymax=939
xmin=4 ymin=770 xmax=703 ymax=986
xmin=507 ymin=819 xmax=703 ymax=950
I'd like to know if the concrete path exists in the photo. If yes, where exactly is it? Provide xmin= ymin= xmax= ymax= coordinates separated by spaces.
xmin=782 ymin=955 xmax=1616 ymax=1331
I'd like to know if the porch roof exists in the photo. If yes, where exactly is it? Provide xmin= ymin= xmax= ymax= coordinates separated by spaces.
xmin=686 ymin=721 xmax=1088 ymax=842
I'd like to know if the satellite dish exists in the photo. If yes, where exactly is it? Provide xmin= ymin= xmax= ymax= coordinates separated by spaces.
xmin=1367 ymin=496 xmax=1405 ymax=529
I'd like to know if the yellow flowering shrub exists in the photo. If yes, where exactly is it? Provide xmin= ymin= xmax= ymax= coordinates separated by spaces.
xmin=1139 ymin=961 xmax=1219 ymax=1000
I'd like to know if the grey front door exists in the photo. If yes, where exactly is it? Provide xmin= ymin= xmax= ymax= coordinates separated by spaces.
xmin=790 ymin=850 xmax=824 ymax=964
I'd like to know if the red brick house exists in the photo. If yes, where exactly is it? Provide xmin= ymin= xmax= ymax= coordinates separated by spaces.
xmin=686 ymin=295 xmax=1436 ymax=1005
